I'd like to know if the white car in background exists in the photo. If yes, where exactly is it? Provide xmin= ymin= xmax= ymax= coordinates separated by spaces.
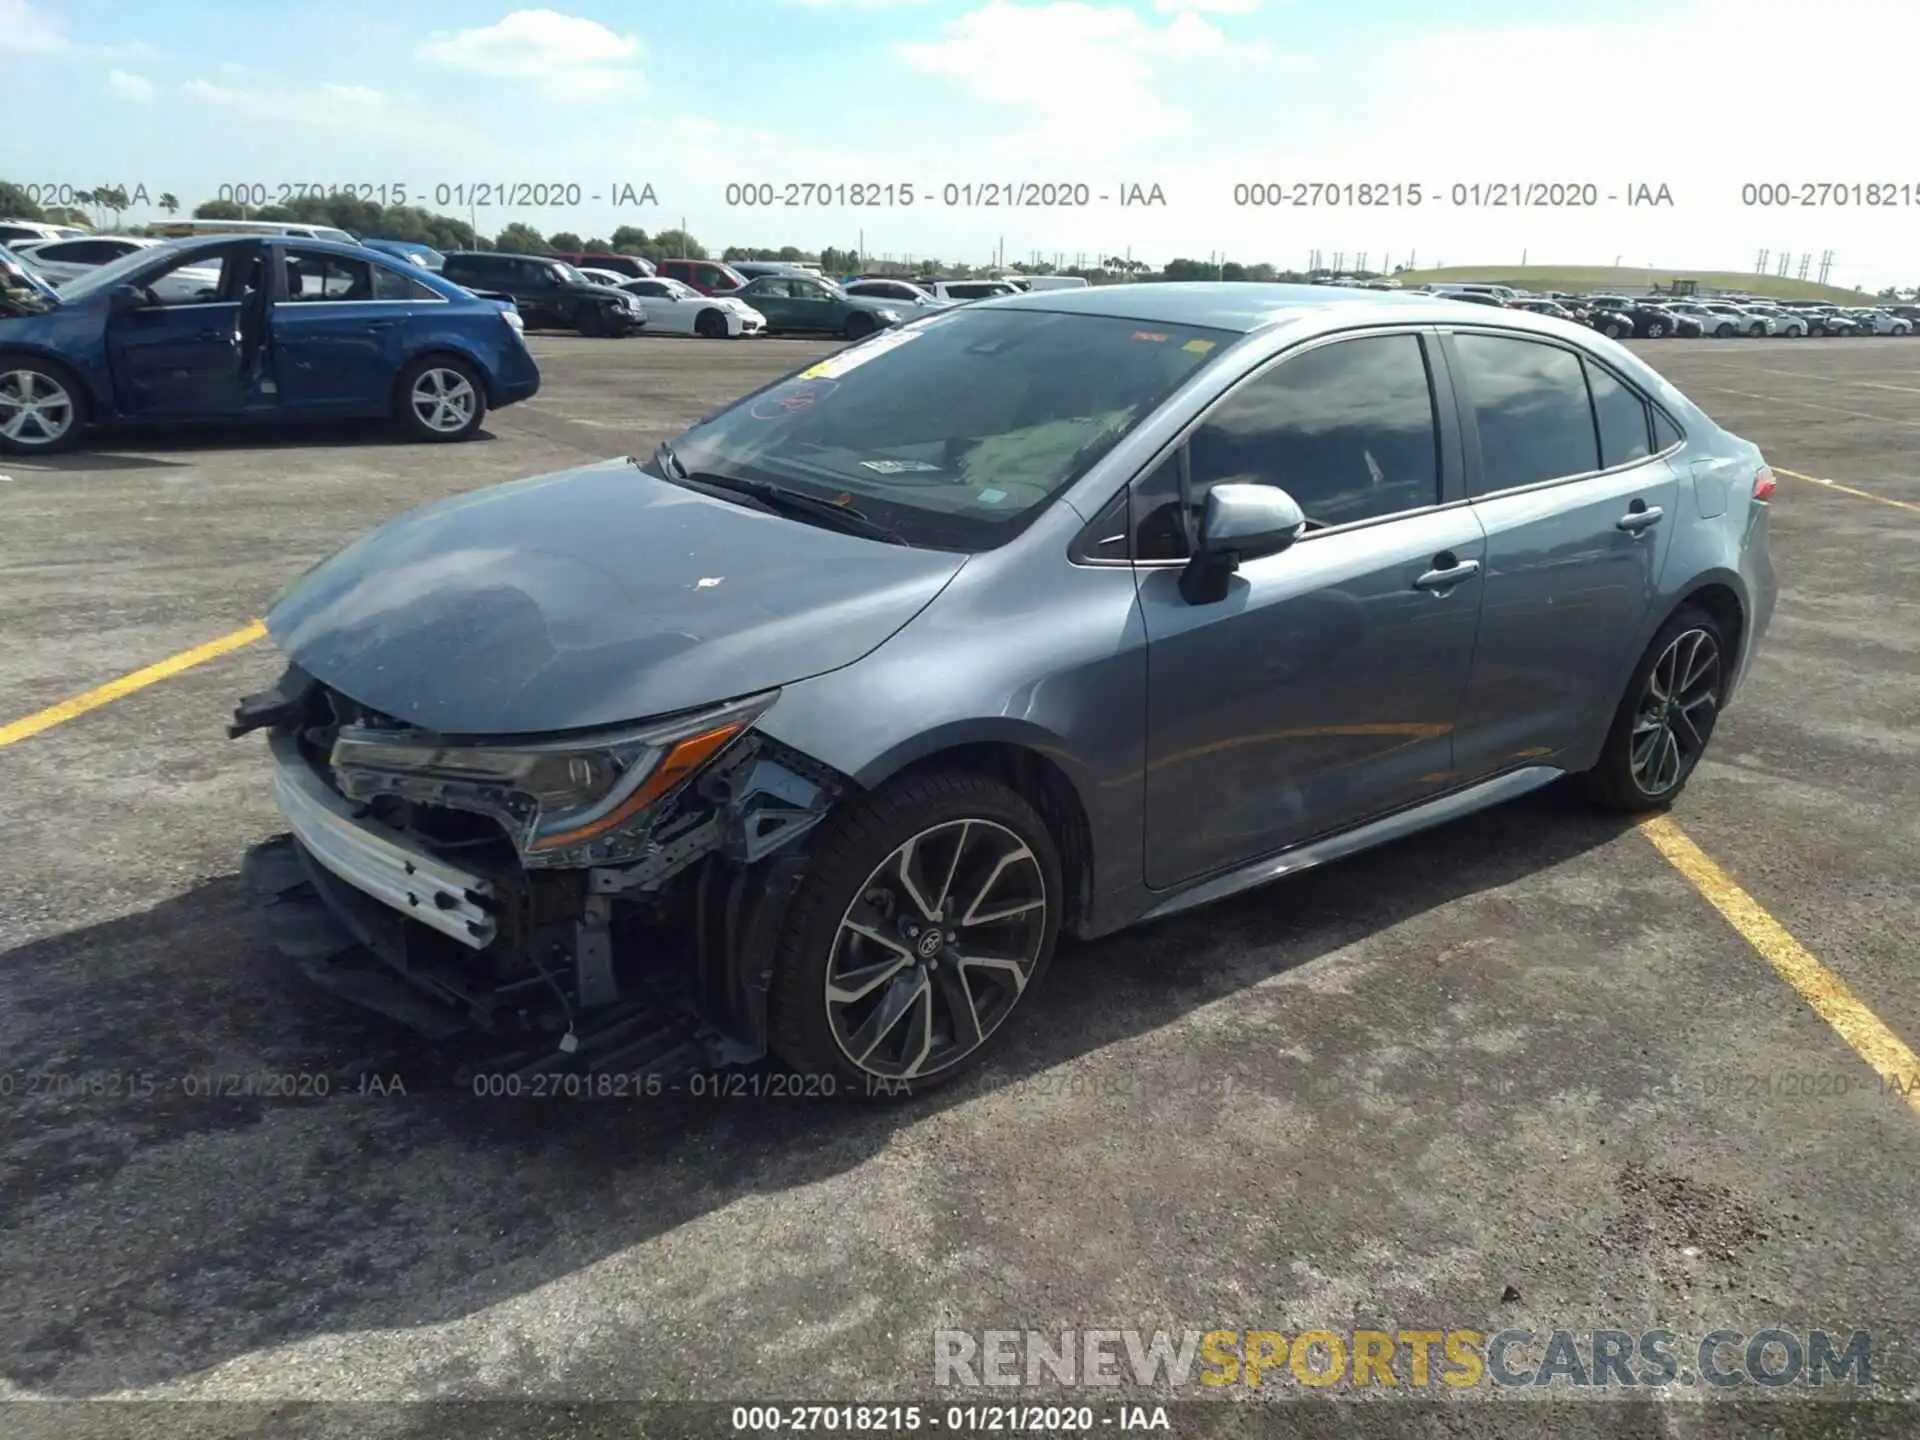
xmin=15 ymin=234 xmax=222 ymax=301
xmin=843 ymin=278 xmax=952 ymax=310
xmin=1843 ymin=308 xmax=1913 ymax=335
xmin=578 ymin=270 xmax=766 ymax=337
xmin=0 ymin=219 xmax=89 ymax=247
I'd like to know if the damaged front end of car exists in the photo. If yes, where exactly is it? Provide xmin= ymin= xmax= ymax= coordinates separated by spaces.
xmin=230 ymin=663 xmax=850 ymax=1065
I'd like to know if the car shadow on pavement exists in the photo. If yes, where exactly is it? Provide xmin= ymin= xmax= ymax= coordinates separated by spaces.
xmin=2 ymin=452 xmax=195 ymax=473
xmin=0 ymin=782 xmax=1638 ymax=1396
xmin=40 ymin=421 xmax=503 ymax=459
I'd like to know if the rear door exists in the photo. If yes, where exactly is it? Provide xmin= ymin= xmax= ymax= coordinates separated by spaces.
xmin=1138 ymin=329 xmax=1485 ymax=888
xmin=1442 ymin=329 xmax=1679 ymax=777
xmin=268 ymin=245 xmax=420 ymax=417
xmin=106 ymin=241 xmax=265 ymax=419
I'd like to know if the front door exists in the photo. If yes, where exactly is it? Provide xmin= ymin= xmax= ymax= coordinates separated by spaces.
xmin=1441 ymin=330 xmax=1680 ymax=778
xmin=105 ymin=241 xmax=265 ymax=419
xmin=781 ymin=278 xmax=842 ymax=331
xmin=269 ymin=245 xmax=414 ymax=417
xmin=1139 ymin=331 xmax=1485 ymax=889
xmin=741 ymin=279 xmax=797 ymax=328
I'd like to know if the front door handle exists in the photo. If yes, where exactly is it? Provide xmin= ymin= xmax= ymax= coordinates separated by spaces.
xmin=363 ymin=319 xmax=396 ymax=331
xmin=1617 ymin=504 xmax=1664 ymax=532
xmin=1413 ymin=557 xmax=1481 ymax=591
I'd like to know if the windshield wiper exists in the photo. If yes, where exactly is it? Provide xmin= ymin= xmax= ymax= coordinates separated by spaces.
xmin=642 ymin=444 xmax=908 ymax=546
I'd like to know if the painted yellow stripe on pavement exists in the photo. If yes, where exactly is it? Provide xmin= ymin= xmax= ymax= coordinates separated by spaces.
xmin=0 ymin=620 xmax=267 ymax=749
xmin=1773 ymin=466 xmax=1920 ymax=515
xmin=1640 ymin=814 xmax=1920 ymax=1118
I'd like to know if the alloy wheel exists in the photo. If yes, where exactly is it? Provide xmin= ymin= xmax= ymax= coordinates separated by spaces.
xmin=0 ymin=369 xmax=74 ymax=448
xmin=824 ymin=818 xmax=1047 ymax=1081
xmin=1630 ymin=627 xmax=1721 ymax=797
xmin=410 ymin=368 xmax=477 ymax=433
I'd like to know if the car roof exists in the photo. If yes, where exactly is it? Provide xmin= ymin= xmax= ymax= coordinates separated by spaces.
xmin=978 ymin=281 xmax=1540 ymax=333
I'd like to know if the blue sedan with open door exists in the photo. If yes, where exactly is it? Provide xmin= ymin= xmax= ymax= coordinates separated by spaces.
xmin=0 ymin=234 xmax=540 ymax=455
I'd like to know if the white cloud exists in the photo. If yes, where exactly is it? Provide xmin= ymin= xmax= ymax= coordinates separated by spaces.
xmin=0 ymin=0 xmax=69 ymax=54
xmin=105 ymin=69 xmax=155 ymax=100
xmin=896 ymin=0 xmax=1264 ymax=153
xmin=416 ymin=9 xmax=644 ymax=99
xmin=1154 ymin=0 xmax=1258 ymax=11
xmin=180 ymin=78 xmax=422 ymax=132
xmin=791 ymin=0 xmax=932 ymax=7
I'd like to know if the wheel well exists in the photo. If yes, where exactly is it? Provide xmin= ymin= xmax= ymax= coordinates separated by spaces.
xmin=1680 ymin=582 xmax=1745 ymax=671
xmin=389 ymin=349 xmax=482 ymax=412
xmin=0 ymin=348 xmax=95 ymax=412
xmin=895 ymin=742 xmax=1095 ymax=934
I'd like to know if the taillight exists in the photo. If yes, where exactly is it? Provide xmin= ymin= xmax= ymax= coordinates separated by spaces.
xmin=1753 ymin=466 xmax=1776 ymax=501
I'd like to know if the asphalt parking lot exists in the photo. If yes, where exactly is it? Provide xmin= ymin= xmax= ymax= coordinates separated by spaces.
xmin=1 ymin=333 xmax=1917 ymax=1437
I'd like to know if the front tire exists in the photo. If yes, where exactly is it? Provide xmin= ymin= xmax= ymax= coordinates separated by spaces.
xmin=694 ymin=308 xmax=728 ymax=338
xmin=1580 ymin=605 xmax=1728 ymax=812
xmin=843 ymin=312 xmax=878 ymax=341
xmin=577 ymin=306 xmax=607 ymax=337
xmin=0 ymin=356 xmax=87 ymax=455
xmin=1646 ymin=321 xmax=1668 ymax=338
xmin=396 ymin=356 xmax=486 ymax=442
xmin=767 ymin=770 xmax=1062 ymax=1094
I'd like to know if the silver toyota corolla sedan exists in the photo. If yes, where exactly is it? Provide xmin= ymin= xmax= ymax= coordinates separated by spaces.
xmin=231 ymin=284 xmax=1778 ymax=1092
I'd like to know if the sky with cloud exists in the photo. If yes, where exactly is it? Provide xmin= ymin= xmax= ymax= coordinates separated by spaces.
xmin=2 ymin=0 xmax=1916 ymax=286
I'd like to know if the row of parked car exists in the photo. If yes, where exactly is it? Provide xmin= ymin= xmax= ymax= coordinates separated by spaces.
xmin=1420 ymin=282 xmax=1918 ymax=339
xmin=0 ymin=218 xmax=1082 ymax=344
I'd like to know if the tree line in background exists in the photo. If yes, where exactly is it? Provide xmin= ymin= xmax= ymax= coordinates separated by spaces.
xmin=3 ymin=181 xmax=1910 ymax=295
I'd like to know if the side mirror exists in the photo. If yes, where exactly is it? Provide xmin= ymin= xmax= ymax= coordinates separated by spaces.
xmin=1178 ymin=483 xmax=1308 ymax=605
xmin=108 ymin=283 xmax=144 ymax=313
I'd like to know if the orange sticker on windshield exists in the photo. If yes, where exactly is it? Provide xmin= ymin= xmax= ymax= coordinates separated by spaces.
xmin=1182 ymin=339 xmax=1216 ymax=354
xmin=1131 ymin=331 xmax=1169 ymax=343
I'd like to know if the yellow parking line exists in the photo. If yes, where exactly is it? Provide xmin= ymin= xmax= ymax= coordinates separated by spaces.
xmin=1640 ymin=815 xmax=1920 ymax=1117
xmin=1773 ymin=466 xmax=1920 ymax=515
xmin=0 ymin=620 xmax=266 ymax=749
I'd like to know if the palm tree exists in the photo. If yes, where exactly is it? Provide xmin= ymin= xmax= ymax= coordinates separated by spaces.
xmin=158 ymin=192 xmax=179 ymax=218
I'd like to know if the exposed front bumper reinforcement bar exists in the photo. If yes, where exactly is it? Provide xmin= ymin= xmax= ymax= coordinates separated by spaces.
xmin=268 ymin=729 xmax=497 ymax=950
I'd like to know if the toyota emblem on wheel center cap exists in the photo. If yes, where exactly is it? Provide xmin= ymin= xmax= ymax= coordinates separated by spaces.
xmin=916 ymin=929 xmax=944 ymax=959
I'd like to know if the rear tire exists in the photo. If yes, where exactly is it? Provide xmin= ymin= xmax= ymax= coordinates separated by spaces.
xmin=1646 ymin=321 xmax=1668 ymax=338
xmin=0 ymin=355 xmax=87 ymax=455
xmin=396 ymin=356 xmax=486 ymax=442
xmin=1579 ymin=604 xmax=1729 ymax=813
xmin=767 ymin=770 xmax=1062 ymax=1095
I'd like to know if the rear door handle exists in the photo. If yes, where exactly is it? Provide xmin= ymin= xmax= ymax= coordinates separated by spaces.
xmin=363 ymin=319 xmax=396 ymax=331
xmin=1617 ymin=505 xmax=1664 ymax=532
xmin=1413 ymin=558 xmax=1481 ymax=591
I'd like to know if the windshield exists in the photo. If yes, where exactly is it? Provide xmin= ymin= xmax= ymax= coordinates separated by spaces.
xmin=663 ymin=308 xmax=1235 ymax=551
xmin=552 ymin=262 xmax=589 ymax=285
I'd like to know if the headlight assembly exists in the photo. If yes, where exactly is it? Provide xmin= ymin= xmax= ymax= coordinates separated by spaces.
xmin=329 ymin=690 xmax=777 ymax=862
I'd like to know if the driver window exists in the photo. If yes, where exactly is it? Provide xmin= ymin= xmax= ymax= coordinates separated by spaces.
xmin=139 ymin=243 xmax=258 ymax=307
xmin=1183 ymin=334 xmax=1441 ymax=535
xmin=755 ymin=278 xmax=793 ymax=298
xmin=791 ymin=280 xmax=824 ymax=299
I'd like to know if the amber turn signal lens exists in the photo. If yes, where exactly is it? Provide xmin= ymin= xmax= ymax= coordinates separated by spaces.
xmin=526 ymin=722 xmax=742 ymax=852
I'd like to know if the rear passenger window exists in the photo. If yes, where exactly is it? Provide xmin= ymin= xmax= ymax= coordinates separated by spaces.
xmin=1584 ymin=360 xmax=1652 ymax=467
xmin=1651 ymin=409 xmax=1683 ymax=451
xmin=1185 ymin=333 xmax=1441 ymax=532
xmin=1453 ymin=334 xmax=1600 ymax=494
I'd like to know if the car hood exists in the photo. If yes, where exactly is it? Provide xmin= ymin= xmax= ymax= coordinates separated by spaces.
xmin=266 ymin=457 xmax=969 ymax=736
